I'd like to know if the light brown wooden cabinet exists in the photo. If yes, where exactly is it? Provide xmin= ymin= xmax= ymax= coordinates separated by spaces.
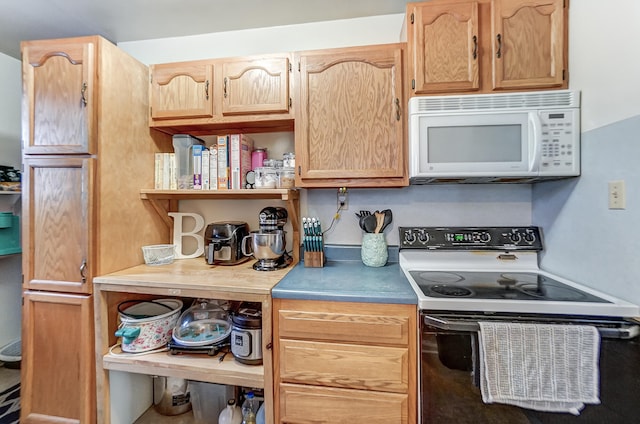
xmin=149 ymin=54 xmax=293 ymax=135
xmin=294 ymin=43 xmax=408 ymax=188
xmin=273 ymin=299 xmax=417 ymax=424
xmin=407 ymin=0 xmax=568 ymax=95
xmin=20 ymin=35 xmax=169 ymax=424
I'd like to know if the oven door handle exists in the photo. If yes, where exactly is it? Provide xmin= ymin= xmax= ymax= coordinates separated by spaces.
xmin=422 ymin=315 xmax=640 ymax=339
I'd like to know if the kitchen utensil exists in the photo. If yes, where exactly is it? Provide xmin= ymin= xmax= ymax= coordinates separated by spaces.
xmin=362 ymin=214 xmax=378 ymax=233
xmin=374 ymin=211 xmax=385 ymax=233
xmin=380 ymin=209 xmax=393 ymax=232
xmin=204 ymin=221 xmax=251 ymax=265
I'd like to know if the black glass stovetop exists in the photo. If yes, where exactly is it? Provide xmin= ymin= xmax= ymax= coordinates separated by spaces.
xmin=410 ymin=271 xmax=611 ymax=303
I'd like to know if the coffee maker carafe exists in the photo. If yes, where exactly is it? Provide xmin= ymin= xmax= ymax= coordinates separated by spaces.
xmin=241 ymin=207 xmax=292 ymax=271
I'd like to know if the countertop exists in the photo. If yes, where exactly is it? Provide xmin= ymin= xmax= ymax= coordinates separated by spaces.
xmin=272 ymin=246 xmax=418 ymax=305
xmin=93 ymin=257 xmax=291 ymax=297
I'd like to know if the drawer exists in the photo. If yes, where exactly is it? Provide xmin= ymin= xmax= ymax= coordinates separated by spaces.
xmin=279 ymin=383 xmax=408 ymax=424
xmin=276 ymin=299 xmax=414 ymax=345
xmin=279 ymin=339 xmax=408 ymax=393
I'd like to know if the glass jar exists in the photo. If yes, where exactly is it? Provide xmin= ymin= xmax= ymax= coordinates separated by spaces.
xmin=283 ymin=152 xmax=295 ymax=169
xmin=254 ymin=167 xmax=277 ymax=188
xmin=277 ymin=167 xmax=295 ymax=188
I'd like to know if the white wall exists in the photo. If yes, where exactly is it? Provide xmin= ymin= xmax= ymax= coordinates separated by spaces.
xmin=534 ymin=0 xmax=640 ymax=305
xmin=0 ymin=52 xmax=21 ymax=168
xmin=0 ymin=51 xmax=22 ymax=347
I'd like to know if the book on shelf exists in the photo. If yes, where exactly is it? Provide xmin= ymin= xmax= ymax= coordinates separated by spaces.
xmin=154 ymin=152 xmax=176 ymax=190
xmin=154 ymin=153 xmax=163 ymax=189
xmin=168 ymin=153 xmax=177 ymax=190
xmin=229 ymin=134 xmax=254 ymax=190
xmin=217 ymin=135 xmax=229 ymax=190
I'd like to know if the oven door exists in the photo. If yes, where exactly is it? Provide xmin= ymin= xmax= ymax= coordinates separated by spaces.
xmin=420 ymin=312 xmax=640 ymax=423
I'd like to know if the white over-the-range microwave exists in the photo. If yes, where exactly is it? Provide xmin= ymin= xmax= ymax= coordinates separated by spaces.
xmin=408 ymin=89 xmax=580 ymax=183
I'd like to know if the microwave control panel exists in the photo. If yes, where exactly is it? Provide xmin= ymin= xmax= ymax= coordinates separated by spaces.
xmin=539 ymin=109 xmax=580 ymax=175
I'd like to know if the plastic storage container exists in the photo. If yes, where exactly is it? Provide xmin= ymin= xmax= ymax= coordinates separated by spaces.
xmin=189 ymin=381 xmax=231 ymax=424
xmin=172 ymin=134 xmax=206 ymax=189
xmin=0 ymin=212 xmax=20 ymax=255
xmin=141 ymin=244 xmax=176 ymax=266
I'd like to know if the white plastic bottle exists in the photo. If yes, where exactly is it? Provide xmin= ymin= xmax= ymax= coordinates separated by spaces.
xmin=219 ymin=399 xmax=242 ymax=424
xmin=241 ymin=391 xmax=258 ymax=424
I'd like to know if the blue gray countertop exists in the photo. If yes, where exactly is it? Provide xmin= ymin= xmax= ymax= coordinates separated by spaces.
xmin=272 ymin=245 xmax=417 ymax=305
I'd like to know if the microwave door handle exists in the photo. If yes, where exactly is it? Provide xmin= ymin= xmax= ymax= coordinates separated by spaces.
xmin=529 ymin=112 xmax=542 ymax=172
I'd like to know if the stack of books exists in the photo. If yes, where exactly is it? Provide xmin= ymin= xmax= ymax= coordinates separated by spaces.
xmin=154 ymin=134 xmax=254 ymax=190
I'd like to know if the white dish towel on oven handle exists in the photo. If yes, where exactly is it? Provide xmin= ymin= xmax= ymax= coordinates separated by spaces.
xmin=478 ymin=322 xmax=601 ymax=415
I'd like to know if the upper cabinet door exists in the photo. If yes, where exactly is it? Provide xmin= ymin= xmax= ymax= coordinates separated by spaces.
xmin=222 ymin=57 xmax=290 ymax=116
xmin=150 ymin=61 xmax=215 ymax=120
xmin=411 ymin=1 xmax=480 ymax=94
xmin=22 ymin=39 xmax=95 ymax=154
xmin=492 ymin=0 xmax=566 ymax=90
xmin=295 ymin=44 xmax=406 ymax=187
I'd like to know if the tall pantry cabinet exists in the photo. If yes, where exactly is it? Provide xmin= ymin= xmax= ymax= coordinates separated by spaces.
xmin=20 ymin=36 xmax=169 ymax=423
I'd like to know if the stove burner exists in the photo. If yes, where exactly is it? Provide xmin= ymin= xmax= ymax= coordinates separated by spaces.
xmin=517 ymin=283 xmax=589 ymax=301
xmin=418 ymin=272 xmax=465 ymax=284
xmin=429 ymin=285 xmax=475 ymax=297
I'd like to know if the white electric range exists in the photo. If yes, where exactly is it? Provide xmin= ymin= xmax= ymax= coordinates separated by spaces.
xmin=399 ymin=226 xmax=640 ymax=318
xmin=399 ymin=226 xmax=640 ymax=424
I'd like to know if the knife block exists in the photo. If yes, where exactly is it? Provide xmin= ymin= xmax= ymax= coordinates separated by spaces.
xmin=304 ymin=251 xmax=325 ymax=268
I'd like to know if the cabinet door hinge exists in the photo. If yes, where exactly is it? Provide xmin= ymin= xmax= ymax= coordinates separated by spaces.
xmin=289 ymin=62 xmax=292 ymax=72
xmin=297 ymin=165 xmax=301 ymax=176
xmin=412 ymin=79 xmax=416 ymax=90
xmin=562 ymin=69 xmax=566 ymax=80
xmin=289 ymin=97 xmax=292 ymax=108
xmin=411 ymin=12 xmax=414 ymax=25
xmin=298 ymin=61 xmax=301 ymax=72
xmin=149 ymin=74 xmax=153 ymax=84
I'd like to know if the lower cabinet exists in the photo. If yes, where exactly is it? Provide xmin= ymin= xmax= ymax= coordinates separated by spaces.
xmin=21 ymin=290 xmax=95 ymax=423
xmin=273 ymin=299 xmax=417 ymax=424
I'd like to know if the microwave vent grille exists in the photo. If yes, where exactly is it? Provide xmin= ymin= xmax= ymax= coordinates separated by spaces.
xmin=411 ymin=90 xmax=579 ymax=113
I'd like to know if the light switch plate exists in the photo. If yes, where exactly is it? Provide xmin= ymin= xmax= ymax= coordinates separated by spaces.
xmin=608 ymin=180 xmax=626 ymax=209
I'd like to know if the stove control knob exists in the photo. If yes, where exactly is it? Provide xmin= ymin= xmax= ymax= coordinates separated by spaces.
xmin=479 ymin=232 xmax=491 ymax=243
xmin=417 ymin=231 xmax=429 ymax=243
xmin=403 ymin=230 xmax=416 ymax=245
xmin=509 ymin=232 xmax=522 ymax=244
xmin=523 ymin=232 xmax=536 ymax=243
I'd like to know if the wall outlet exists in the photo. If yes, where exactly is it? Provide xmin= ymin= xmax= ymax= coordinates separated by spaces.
xmin=608 ymin=180 xmax=626 ymax=209
xmin=337 ymin=187 xmax=348 ymax=210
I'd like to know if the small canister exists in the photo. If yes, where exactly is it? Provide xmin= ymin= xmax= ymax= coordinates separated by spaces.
xmin=251 ymin=148 xmax=267 ymax=171
xmin=283 ymin=152 xmax=295 ymax=169
xmin=254 ymin=167 xmax=277 ymax=188
xmin=231 ymin=307 xmax=262 ymax=365
xmin=277 ymin=168 xmax=295 ymax=188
